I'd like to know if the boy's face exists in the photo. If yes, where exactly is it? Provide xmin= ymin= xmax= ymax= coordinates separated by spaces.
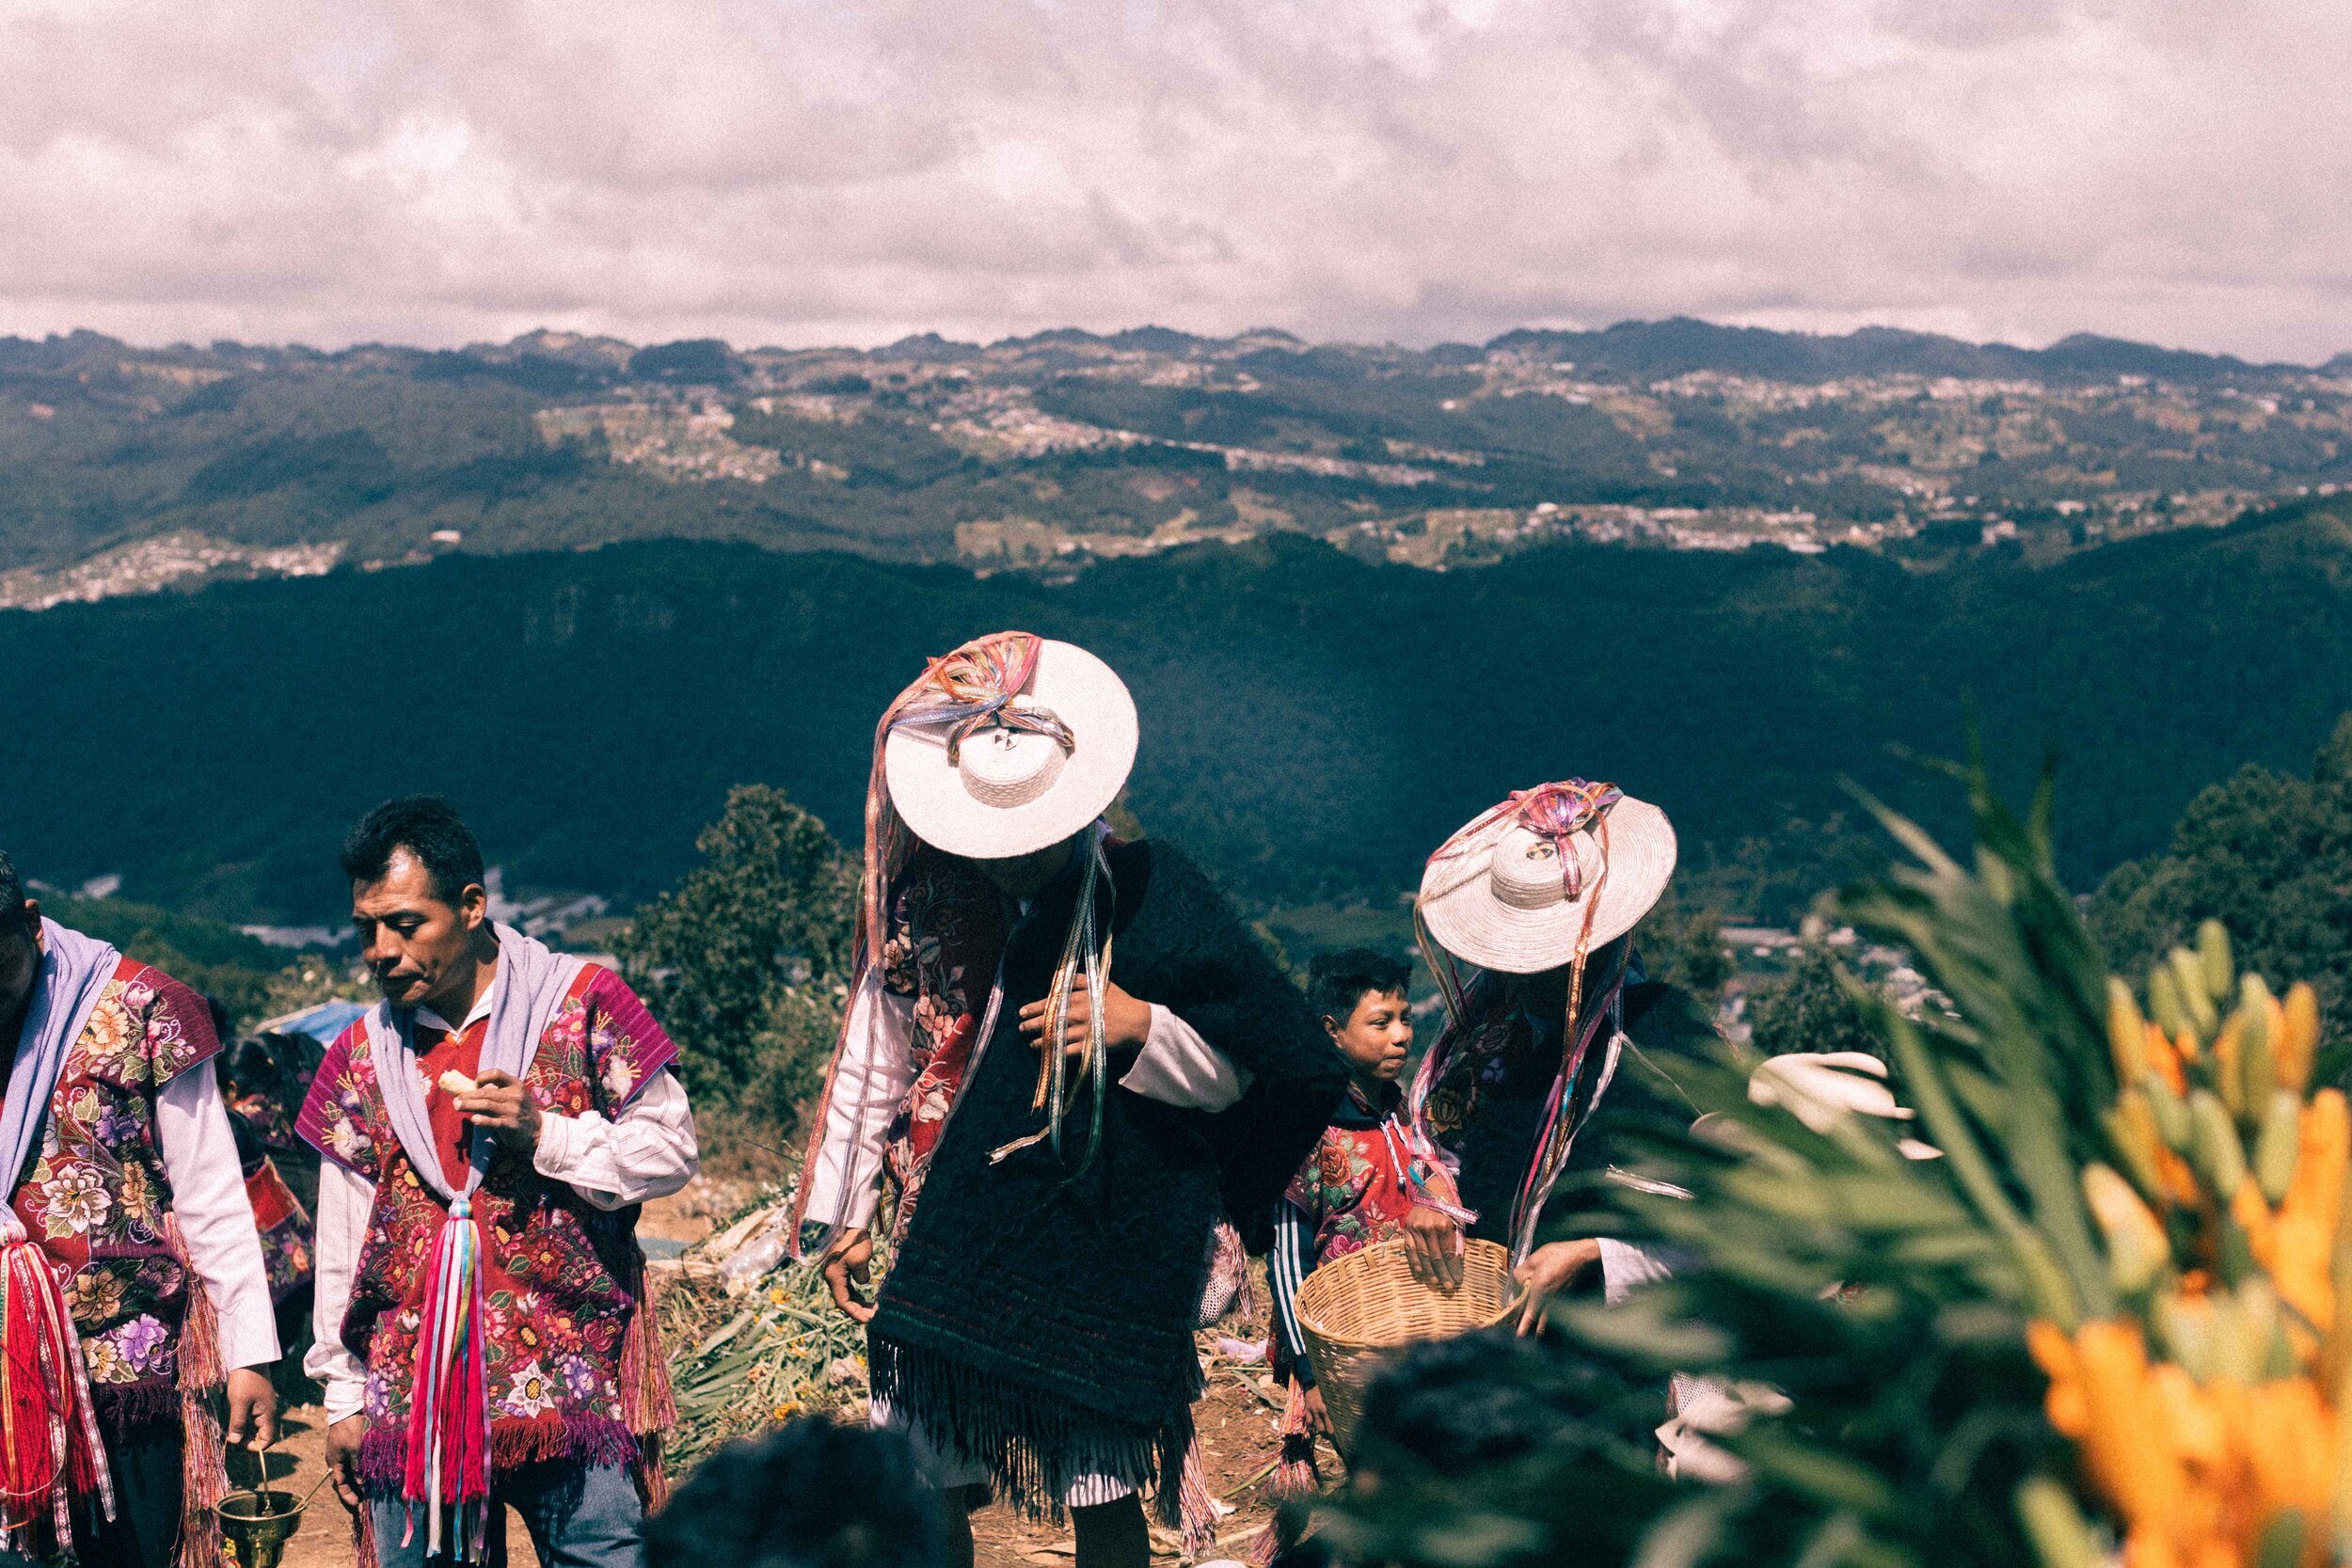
xmin=1327 ymin=987 xmax=1413 ymax=1082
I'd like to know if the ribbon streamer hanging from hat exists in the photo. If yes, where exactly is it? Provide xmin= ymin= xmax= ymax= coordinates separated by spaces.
xmin=788 ymin=631 xmax=1104 ymax=1259
xmin=1406 ymin=780 xmax=1629 ymax=1259
xmin=988 ymin=824 xmax=1116 ymax=1175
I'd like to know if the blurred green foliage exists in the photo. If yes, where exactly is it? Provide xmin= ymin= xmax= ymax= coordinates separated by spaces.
xmin=616 ymin=785 xmax=856 ymax=1131
xmin=1746 ymin=944 xmax=1885 ymax=1061
xmin=2090 ymin=713 xmax=2352 ymax=1048
xmin=1329 ymin=763 xmax=2122 ymax=1568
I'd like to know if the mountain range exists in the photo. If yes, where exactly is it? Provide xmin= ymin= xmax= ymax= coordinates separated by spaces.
xmin=4 ymin=318 xmax=2346 ymax=600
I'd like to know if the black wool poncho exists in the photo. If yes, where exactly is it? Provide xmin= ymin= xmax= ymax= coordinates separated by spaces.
xmin=866 ymin=839 xmax=1346 ymax=1522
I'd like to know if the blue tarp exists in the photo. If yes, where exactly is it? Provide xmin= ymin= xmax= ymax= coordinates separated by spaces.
xmin=256 ymin=998 xmax=368 ymax=1047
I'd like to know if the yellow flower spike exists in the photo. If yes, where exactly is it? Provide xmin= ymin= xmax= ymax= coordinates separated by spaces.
xmin=2151 ymin=965 xmax=2193 ymax=1049
xmin=2086 ymin=1322 xmax=2193 ymax=1541
xmin=2274 ymin=1092 xmax=2351 ymax=1340
xmin=2172 ymin=947 xmax=2222 ymax=1040
xmin=2234 ymin=1179 xmax=2280 ymax=1272
xmin=2280 ymin=985 xmax=2321 ymax=1097
xmin=2148 ymin=1072 xmax=2197 ymax=1156
xmin=2030 ymin=1320 xmax=2085 ymax=1419
xmin=2235 ymin=1383 xmax=2334 ymax=1547
xmin=2158 ymin=1291 xmax=2221 ymax=1382
xmin=2090 ymin=1163 xmax=2176 ymax=1294
xmin=2215 ymin=1018 xmax=2248 ymax=1119
xmin=2113 ymin=976 xmax=2155 ymax=1085
xmin=2255 ymin=1094 xmax=2305 ymax=1208
xmin=2110 ymin=1093 xmax=2172 ymax=1208
xmin=2239 ymin=979 xmax=2279 ymax=1113
xmin=2191 ymin=1091 xmax=2252 ymax=1203
xmin=2197 ymin=920 xmax=2235 ymax=1006
xmin=2148 ymin=1022 xmax=2191 ymax=1095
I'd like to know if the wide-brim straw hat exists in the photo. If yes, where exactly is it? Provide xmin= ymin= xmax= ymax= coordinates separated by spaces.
xmin=1418 ymin=787 xmax=1677 ymax=974
xmin=883 ymin=639 xmax=1138 ymax=861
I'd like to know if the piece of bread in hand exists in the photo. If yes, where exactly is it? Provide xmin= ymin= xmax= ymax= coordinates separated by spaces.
xmin=437 ymin=1069 xmax=478 ymax=1096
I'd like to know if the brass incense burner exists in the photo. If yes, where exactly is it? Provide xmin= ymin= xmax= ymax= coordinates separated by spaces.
xmin=215 ymin=1489 xmax=305 ymax=1568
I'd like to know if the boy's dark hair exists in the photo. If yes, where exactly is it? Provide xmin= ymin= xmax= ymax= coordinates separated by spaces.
xmin=645 ymin=1415 xmax=947 ymax=1568
xmin=340 ymin=796 xmax=485 ymax=904
xmin=1308 ymin=947 xmax=1411 ymax=1025
xmin=0 ymin=850 xmax=23 ymax=913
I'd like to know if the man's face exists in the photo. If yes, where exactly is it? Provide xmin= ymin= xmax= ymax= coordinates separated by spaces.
xmin=351 ymin=849 xmax=485 ymax=1011
xmin=0 ymin=900 xmax=41 ymax=1023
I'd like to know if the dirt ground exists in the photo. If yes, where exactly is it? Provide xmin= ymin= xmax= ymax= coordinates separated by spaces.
xmin=269 ymin=1181 xmax=1317 ymax=1567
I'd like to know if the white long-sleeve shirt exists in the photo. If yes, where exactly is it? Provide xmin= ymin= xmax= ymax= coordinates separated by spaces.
xmin=801 ymin=967 xmax=1249 ymax=1237
xmin=302 ymin=986 xmax=700 ymax=1424
xmin=158 ymin=1067 xmax=283 ymax=1370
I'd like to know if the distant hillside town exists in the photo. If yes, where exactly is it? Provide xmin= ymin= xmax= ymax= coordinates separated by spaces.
xmin=2 ymin=317 xmax=2346 ymax=608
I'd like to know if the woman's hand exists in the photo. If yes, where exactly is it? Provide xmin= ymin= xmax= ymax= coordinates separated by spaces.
xmin=1512 ymin=1238 xmax=1604 ymax=1336
xmin=1301 ymin=1384 xmax=1331 ymax=1436
xmin=1018 ymin=979 xmax=1152 ymax=1061
xmin=821 ymin=1228 xmax=878 ymax=1323
xmin=1402 ymin=1204 xmax=1465 ymax=1290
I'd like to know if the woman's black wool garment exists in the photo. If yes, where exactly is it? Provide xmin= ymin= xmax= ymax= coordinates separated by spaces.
xmin=867 ymin=839 xmax=1346 ymax=1523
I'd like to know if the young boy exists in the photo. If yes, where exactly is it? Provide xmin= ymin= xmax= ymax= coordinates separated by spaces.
xmin=1263 ymin=949 xmax=1459 ymax=1550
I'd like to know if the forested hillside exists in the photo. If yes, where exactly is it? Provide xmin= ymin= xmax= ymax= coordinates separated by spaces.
xmin=5 ymin=498 xmax=2349 ymax=927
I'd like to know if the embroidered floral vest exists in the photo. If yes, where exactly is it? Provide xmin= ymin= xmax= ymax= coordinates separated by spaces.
xmin=1283 ymin=1088 xmax=1421 ymax=1269
xmin=295 ymin=965 xmax=677 ymax=1481
xmin=873 ymin=849 xmax=1009 ymax=1242
xmin=4 ymin=958 xmax=221 ymax=1429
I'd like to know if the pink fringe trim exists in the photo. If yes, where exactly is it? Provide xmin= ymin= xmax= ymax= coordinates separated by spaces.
xmin=168 ymin=1215 xmax=228 ymax=1568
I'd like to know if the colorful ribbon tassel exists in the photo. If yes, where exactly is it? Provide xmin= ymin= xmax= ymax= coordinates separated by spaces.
xmin=0 ymin=1235 xmax=113 ymax=1557
xmin=404 ymin=1196 xmax=490 ymax=1561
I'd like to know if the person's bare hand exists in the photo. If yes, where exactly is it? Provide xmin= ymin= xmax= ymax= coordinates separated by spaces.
xmin=225 ymin=1368 xmax=278 ymax=1451
xmin=1512 ymin=1238 xmax=1603 ymax=1337
xmin=1301 ymin=1384 xmax=1331 ymax=1437
xmin=457 ymin=1069 xmax=542 ymax=1151
xmin=822 ymin=1228 xmax=877 ymax=1323
xmin=1018 ymin=980 xmax=1152 ymax=1062
xmin=1402 ymin=1205 xmax=1465 ymax=1291
xmin=325 ymin=1415 xmax=368 ymax=1513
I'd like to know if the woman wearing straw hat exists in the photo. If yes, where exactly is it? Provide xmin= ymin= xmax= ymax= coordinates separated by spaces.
xmin=1400 ymin=781 xmax=1708 ymax=1331
xmin=792 ymin=632 xmax=1346 ymax=1568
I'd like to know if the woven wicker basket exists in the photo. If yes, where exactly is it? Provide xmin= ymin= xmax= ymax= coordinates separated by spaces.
xmin=1293 ymin=1237 xmax=1521 ymax=1453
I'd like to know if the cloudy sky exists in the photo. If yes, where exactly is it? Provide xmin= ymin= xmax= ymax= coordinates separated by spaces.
xmin=2 ymin=0 xmax=2344 ymax=360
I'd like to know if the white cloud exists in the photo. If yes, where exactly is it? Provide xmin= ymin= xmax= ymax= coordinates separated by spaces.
xmin=0 ymin=0 xmax=2343 ymax=359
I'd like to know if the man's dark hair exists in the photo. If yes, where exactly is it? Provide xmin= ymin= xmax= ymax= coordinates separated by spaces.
xmin=340 ymin=796 xmax=485 ymax=904
xmin=645 ymin=1416 xmax=946 ymax=1568
xmin=0 ymin=850 xmax=23 ymax=914
xmin=1308 ymin=947 xmax=1412 ymax=1026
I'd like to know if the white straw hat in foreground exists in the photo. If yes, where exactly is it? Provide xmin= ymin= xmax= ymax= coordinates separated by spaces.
xmin=1417 ymin=781 xmax=1677 ymax=974
xmin=883 ymin=637 xmax=1138 ymax=861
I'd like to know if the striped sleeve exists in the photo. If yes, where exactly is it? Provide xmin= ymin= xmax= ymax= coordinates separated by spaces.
xmin=1267 ymin=1198 xmax=1318 ymax=1386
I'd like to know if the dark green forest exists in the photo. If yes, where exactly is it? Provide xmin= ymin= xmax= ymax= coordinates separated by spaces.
xmin=4 ymin=496 xmax=2350 ymax=926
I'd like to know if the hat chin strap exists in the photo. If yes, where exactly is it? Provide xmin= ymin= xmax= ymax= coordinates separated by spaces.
xmin=958 ymin=724 xmax=1070 ymax=809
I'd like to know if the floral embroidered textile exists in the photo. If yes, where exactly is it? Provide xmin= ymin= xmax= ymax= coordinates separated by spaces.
xmin=873 ymin=849 xmax=1009 ymax=1242
xmin=294 ymin=965 xmax=678 ymax=1486
xmin=1 ymin=959 xmax=221 ymax=1414
xmin=1281 ymin=1086 xmax=1422 ymax=1268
